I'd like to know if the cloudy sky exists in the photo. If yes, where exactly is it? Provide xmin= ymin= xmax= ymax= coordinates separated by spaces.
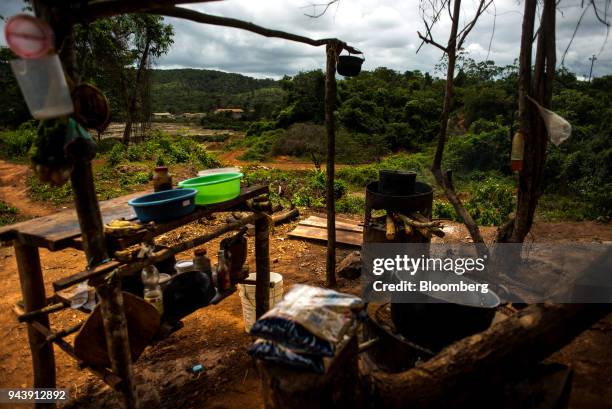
xmin=2 ymin=0 xmax=611 ymax=79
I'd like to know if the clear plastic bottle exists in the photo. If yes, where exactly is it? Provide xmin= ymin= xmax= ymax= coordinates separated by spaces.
xmin=141 ymin=264 xmax=164 ymax=314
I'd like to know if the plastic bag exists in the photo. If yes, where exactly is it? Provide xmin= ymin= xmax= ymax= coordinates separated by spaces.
xmin=248 ymin=339 xmax=325 ymax=373
xmin=528 ymin=96 xmax=572 ymax=146
xmin=249 ymin=285 xmax=364 ymax=356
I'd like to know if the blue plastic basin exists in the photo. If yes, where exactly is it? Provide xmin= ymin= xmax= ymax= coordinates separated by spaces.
xmin=128 ymin=189 xmax=197 ymax=223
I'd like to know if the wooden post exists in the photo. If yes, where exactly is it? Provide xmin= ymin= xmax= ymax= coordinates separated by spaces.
xmin=14 ymin=242 xmax=56 ymax=409
xmin=324 ymin=41 xmax=339 ymax=288
xmin=255 ymin=214 xmax=271 ymax=318
xmin=70 ymin=157 xmax=139 ymax=409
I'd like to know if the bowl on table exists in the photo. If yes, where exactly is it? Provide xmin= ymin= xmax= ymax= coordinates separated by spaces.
xmin=178 ymin=172 xmax=243 ymax=205
xmin=128 ymin=188 xmax=197 ymax=223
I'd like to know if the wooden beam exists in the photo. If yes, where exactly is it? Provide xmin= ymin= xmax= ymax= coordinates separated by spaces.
xmin=255 ymin=215 xmax=271 ymax=318
xmin=147 ymin=6 xmax=361 ymax=53
xmin=54 ymin=213 xmax=260 ymax=291
xmin=70 ymin=152 xmax=139 ymax=408
xmin=324 ymin=41 xmax=340 ymax=287
xmin=14 ymin=243 xmax=56 ymax=409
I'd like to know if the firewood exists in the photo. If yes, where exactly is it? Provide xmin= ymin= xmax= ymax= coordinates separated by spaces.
xmin=386 ymin=215 xmax=396 ymax=240
xmin=399 ymin=213 xmax=445 ymax=238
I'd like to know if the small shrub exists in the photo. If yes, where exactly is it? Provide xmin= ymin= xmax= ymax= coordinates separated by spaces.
xmin=107 ymin=144 xmax=125 ymax=167
xmin=0 ymin=121 xmax=37 ymax=159
xmin=464 ymin=177 xmax=515 ymax=226
xmin=433 ymin=200 xmax=457 ymax=220
xmin=336 ymin=195 xmax=365 ymax=214
xmin=0 ymin=200 xmax=23 ymax=226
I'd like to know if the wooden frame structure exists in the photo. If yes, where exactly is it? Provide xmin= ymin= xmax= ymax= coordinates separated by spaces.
xmin=5 ymin=1 xmax=360 ymax=407
xmin=0 ymin=185 xmax=272 ymax=408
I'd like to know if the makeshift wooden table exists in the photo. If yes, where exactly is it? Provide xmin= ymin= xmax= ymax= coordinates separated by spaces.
xmin=0 ymin=184 xmax=271 ymax=403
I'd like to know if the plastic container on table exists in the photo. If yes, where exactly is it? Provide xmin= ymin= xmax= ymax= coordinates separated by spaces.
xmin=10 ymin=54 xmax=74 ymax=119
xmin=178 ymin=172 xmax=243 ymax=205
xmin=238 ymin=272 xmax=284 ymax=332
xmin=128 ymin=188 xmax=197 ymax=223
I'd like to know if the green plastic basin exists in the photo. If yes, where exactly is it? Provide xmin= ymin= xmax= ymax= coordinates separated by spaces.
xmin=178 ymin=172 xmax=243 ymax=205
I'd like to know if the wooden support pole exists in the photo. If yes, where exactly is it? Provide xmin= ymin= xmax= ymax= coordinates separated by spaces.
xmin=70 ymin=157 xmax=139 ymax=409
xmin=14 ymin=242 xmax=56 ymax=409
xmin=324 ymin=41 xmax=340 ymax=288
xmin=255 ymin=214 xmax=271 ymax=318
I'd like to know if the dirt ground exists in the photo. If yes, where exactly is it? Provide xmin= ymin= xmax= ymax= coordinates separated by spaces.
xmin=0 ymin=159 xmax=611 ymax=409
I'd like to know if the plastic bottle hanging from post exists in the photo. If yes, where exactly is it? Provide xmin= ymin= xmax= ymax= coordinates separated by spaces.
xmin=511 ymin=131 xmax=525 ymax=172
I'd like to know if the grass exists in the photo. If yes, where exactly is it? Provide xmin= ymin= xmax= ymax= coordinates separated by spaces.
xmin=27 ymin=131 xmax=220 ymax=205
xmin=0 ymin=200 xmax=24 ymax=226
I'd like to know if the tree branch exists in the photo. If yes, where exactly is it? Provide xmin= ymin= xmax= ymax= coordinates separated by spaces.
xmin=457 ymin=0 xmax=494 ymax=50
xmin=417 ymin=31 xmax=448 ymax=53
xmin=146 ymin=6 xmax=361 ymax=53
xmin=302 ymin=0 xmax=340 ymax=18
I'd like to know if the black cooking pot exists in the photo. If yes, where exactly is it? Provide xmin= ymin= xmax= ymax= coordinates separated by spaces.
xmin=337 ymin=52 xmax=365 ymax=77
xmin=391 ymin=272 xmax=500 ymax=351
xmin=379 ymin=170 xmax=417 ymax=195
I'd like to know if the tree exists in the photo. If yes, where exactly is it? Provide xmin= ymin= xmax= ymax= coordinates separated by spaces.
xmin=75 ymin=14 xmax=173 ymax=145
xmin=0 ymin=47 xmax=30 ymax=127
xmin=417 ymin=0 xmax=493 ymax=247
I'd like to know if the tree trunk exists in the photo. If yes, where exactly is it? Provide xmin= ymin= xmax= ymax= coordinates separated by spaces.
xmin=122 ymin=37 xmax=151 ymax=145
xmin=430 ymin=0 xmax=486 ymax=246
xmin=498 ymin=0 xmax=555 ymax=243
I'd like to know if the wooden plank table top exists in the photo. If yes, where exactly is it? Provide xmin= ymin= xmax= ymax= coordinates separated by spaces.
xmin=0 ymin=185 xmax=268 ymax=251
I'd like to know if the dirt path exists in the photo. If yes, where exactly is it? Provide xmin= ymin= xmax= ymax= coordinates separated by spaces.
xmin=216 ymin=149 xmax=350 ymax=171
xmin=0 ymin=160 xmax=55 ymax=217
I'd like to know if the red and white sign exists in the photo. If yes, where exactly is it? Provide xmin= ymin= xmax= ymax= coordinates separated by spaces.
xmin=4 ymin=14 xmax=54 ymax=59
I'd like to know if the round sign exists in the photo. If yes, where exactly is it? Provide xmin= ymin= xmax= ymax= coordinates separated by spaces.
xmin=4 ymin=14 xmax=54 ymax=59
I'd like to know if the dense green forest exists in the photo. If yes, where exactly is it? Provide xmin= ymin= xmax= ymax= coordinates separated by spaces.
xmin=1 ymin=47 xmax=610 ymax=222
xmin=150 ymin=69 xmax=283 ymax=115
xmin=239 ymin=60 xmax=611 ymax=221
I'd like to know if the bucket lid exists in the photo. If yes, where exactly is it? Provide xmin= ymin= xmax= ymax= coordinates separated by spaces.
xmin=5 ymin=14 xmax=54 ymax=59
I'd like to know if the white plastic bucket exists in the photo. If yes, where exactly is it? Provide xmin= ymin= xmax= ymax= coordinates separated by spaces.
xmin=11 ymin=54 xmax=74 ymax=119
xmin=238 ymin=272 xmax=283 ymax=332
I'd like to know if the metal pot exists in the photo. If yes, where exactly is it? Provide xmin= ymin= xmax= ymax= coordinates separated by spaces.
xmin=390 ymin=272 xmax=500 ymax=351
xmin=337 ymin=52 xmax=364 ymax=77
xmin=379 ymin=170 xmax=417 ymax=195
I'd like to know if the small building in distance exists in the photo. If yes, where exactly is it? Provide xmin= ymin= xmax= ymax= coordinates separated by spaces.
xmin=180 ymin=112 xmax=207 ymax=119
xmin=152 ymin=112 xmax=175 ymax=120
xmin=214 ymin=108 xmax=244 ymax=119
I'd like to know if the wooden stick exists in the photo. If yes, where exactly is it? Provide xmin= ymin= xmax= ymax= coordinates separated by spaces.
xmin=398 ymin=214 xmax=445 ymax=238
xmin=70 ymin=156 xmax=139 ymax=409
xmin=46 ymin=322 xmax=84 ymax=343
xmin=18 ymin=302 xmax=68 ymax=323
xmin=30 ymin=321 xmax=122 ymax=390
xmin=255 ymin=215 xmax=271 ymax=318
xmin=324 ymin=41 xmax=341 ymax=288
xmin=14 ymin=243 xmax=56 ymax=404
xmin=385 ymin=215 xmax=396 ymax=240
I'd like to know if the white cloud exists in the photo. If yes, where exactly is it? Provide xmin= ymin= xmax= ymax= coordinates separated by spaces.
xmin=1 ymin=0 xmax=611 ymax=78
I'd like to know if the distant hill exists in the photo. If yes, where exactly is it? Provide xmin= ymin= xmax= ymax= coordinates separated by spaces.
xmin=150 ymin=69 xmax=284 ymax=115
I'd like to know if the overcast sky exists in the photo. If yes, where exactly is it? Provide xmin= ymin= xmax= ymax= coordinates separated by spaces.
xmin=2 ymin=0 xmax=611 ymax=79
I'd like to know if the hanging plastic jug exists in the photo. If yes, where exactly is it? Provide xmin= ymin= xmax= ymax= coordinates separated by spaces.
xmin=511 ymin=131 xmax=525 ymax=172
